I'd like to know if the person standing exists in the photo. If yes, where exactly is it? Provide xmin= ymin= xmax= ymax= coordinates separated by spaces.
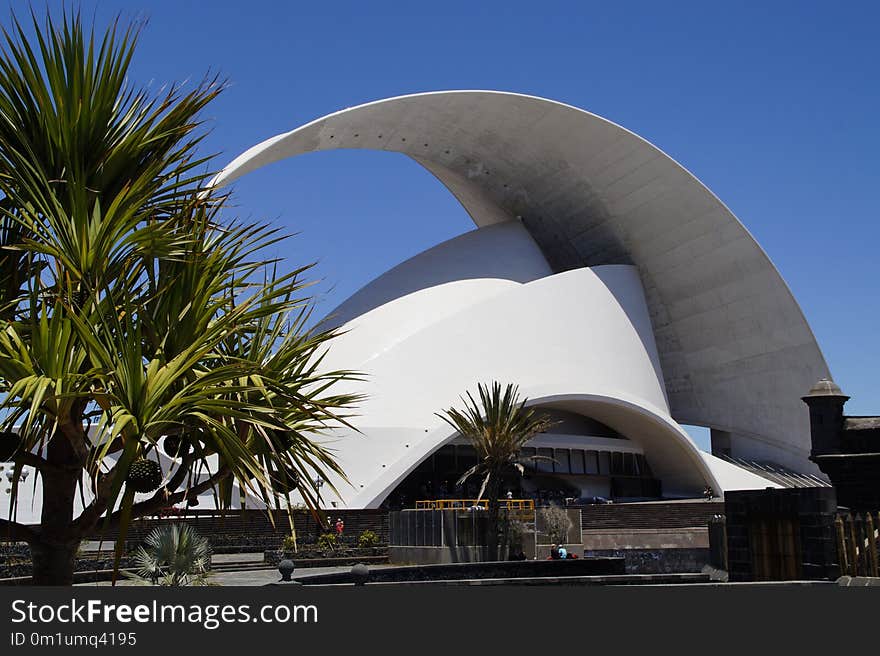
xmin=335 ymin=517 xmax=345 ymax=537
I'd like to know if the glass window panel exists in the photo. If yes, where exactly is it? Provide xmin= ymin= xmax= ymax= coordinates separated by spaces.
xmin=611 ymin=451 xmax=623 ymax=475
xmin=432 ymin=511 xmax=441 ymax=546
xmin=585 ymin=450 xmax=599 ymax=475
xmin=598 ymin=451 xmax=611 ymax=475
xmin=457 ymin=445 xmax=477 ymax=472
xmin=434 ymin=445 xmax=456 ymax=477
xmin=623 ymin=452 xmax=636 ymax=476
xmin=520 ymin=447 xmax=537 ymax=473
xmin=458 ymin=513 xmax=469 ymax=547
xmin=570 ymin=449 xmax=585 ymax=474
xmin=537 ymin=448 xmax=554 ymax=473
xmin=416 ymin=512 xmax=425 ymax=546
xmin=554 ymin=449 xmax=571 ymax=474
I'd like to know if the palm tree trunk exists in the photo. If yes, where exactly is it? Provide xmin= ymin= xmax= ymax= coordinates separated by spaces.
xmin=30 ymin=539 xmax=79 ymax=586
xmin=30 ymin=434 xmax=82 ymax=585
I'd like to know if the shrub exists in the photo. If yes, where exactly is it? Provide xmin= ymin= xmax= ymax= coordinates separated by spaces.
xmin=538 ymin=505 xmax=573 ymax=545
xmin=129 ymin=524 xmax=211 ymax=586
xmin=357 ymin=529 xmax=379 ymax=548
xmin=281 ymin=534 xmax=297 ymax=552
xmin=317 ymin=533 xmax=337 ymax=550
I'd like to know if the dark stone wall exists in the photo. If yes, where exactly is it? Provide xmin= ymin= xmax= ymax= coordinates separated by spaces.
xmin=803 ymin=387 xmax=880 ymax=511
xmin=582 ymin=548 xmax=709 ymax=574
xmin=0 ymin=544 xmax=136 ymax=582
xmin=82 ymin=509 xmax=389 ymax=551
xmin=812 ymin=453 xmax=880 ymax=511
xmin=725 ymin=487 xmax=839 ymax=582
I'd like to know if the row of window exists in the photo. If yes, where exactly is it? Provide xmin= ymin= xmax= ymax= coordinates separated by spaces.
xmin=425 ymin=444 xmax=652 ymax=478
xmin=519 ymin=447 xmax=652 ymax=478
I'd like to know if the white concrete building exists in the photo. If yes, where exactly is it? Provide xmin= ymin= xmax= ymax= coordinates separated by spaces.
xmin=210 ymin=90 xmax=830 ymax=509
xmin=1 ymin=91 xmax=831 ymax=521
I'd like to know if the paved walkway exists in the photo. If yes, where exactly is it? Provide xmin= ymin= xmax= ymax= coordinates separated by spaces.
xmin=211 ymin=552 xmax=264 ymax=564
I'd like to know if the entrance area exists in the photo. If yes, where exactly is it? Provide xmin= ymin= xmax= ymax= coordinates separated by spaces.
xmin=381 ymin=410 xmax=662 ymax=509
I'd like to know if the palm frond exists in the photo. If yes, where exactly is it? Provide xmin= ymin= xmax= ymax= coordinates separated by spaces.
xmin=0 ymin=10 xmax=362 ymax=585
xmin=437 ymin=381 xmax=556 ymax=499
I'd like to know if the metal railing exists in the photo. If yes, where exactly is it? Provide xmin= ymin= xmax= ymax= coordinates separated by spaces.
xmin=414 ymin=498 xmax=535 ymax=511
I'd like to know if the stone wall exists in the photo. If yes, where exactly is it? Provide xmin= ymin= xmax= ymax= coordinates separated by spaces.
xmin=582 ymin=548 xmax=710 ymax=574
xmin=724 ymin=487 xmax=839 ymax=581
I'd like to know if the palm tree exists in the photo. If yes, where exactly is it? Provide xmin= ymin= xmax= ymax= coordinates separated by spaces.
xmin=130 ymin=524 xmax=212 ymax=586
xmin=0 ymin=11 xmax=360 ymax=584
xmin=437 ymin=381 xmax=555 ymax=561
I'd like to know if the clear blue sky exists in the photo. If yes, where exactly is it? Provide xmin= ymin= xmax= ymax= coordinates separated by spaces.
xmin=31 ymin=1 xmax=880 ymax=444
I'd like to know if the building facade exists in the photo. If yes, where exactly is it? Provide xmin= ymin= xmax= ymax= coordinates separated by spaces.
xmin=1 ymin=91 xmax=833 ymax=520
xmin=210 ymin=91 xmax=830 ymax=509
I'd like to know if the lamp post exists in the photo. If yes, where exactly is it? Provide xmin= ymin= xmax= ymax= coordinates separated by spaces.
xmin=313 ymin=477 xmax=324 ymax=507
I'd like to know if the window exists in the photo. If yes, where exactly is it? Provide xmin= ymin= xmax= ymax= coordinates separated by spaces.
xmin=584 ymin=450 xmax=599 ymax=475
xmin=570 ymin=449 xmax=585 ymax=474
xmin=456 ymin=445 xmax=477 ymax=472
xmin=554 ymin=449 xmax=571 ymax=474
xmin=434 ymin=446 xmax=456 ymax=476
xmin=598 ymin=451 xmax=611 ymax=475
xmin=520 ymin=447 xmax=537 ymax=473
xmin=611 ymin=451 xmax=623 ymax=475
xmin=537 ymin=448 xmax=554 ymax=473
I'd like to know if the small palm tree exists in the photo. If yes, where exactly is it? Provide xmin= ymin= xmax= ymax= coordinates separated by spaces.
xmin=131 ymin=524 xmax=211 ymax=586
xmin=437 ymin=382 xmax=555 ymax=561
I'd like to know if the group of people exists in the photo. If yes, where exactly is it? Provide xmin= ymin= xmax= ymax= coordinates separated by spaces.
xmin=548 ymin=543 xmax=578 ymax=560
xmin=324 ymin=517 xmax=345 ymax=536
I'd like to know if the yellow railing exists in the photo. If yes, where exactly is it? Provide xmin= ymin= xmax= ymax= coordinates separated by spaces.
xmin=414 ymin=499 xmax=535 ymax=511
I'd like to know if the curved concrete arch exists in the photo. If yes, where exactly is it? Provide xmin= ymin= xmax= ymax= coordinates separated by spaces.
xmin=526 ymin=392 xmax=717 ymax=498
xmin=338 ymin=390 xmax=721 ymax=509
xmin=298 ymin=262 xmax=723 ymax=508
xmin=215 ymin=90 xmax=830 ymax=471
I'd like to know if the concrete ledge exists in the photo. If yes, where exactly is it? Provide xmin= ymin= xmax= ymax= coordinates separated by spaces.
xmin=0 ymin=568 xmax=138 ymax=587
xmin=298 ymin=573 xmax=712 ymax=587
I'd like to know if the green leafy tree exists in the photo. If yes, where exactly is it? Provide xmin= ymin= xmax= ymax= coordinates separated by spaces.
xmin=437 ymin=381 xmax=554 ymax=561
xmin=0 ymin=11 xmax=359 ymax=584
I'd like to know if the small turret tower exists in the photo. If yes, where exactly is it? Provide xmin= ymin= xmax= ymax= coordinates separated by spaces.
xmin=801 ymin=378 xmax=849 ymax=458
